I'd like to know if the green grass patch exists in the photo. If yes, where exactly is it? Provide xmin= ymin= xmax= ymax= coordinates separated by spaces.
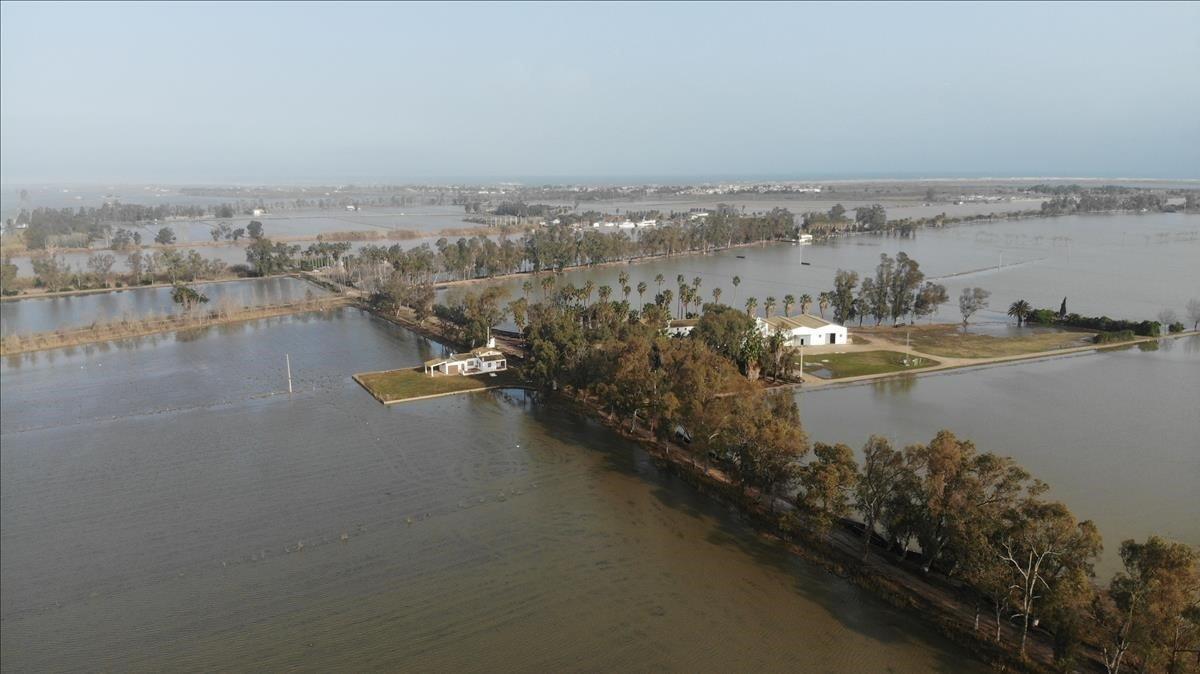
xmin=355 ymin=367 xmax=523 ymax=404
xmin=798 ymin=350 xmax=939 ymax=379
xmin=858 ymin=324 xmax=1093 ymax=359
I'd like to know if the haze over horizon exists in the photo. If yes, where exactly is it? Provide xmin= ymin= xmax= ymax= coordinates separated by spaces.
xmin=2 ymin=1 xmax=1198 ymax=184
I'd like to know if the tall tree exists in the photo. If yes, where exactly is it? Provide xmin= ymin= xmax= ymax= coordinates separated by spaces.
xmin=854 ymin=436 xmax=906 ymax=560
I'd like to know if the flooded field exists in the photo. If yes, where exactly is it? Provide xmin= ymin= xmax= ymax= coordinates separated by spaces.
xmin=452 ymin=212 xmax=1199 ymax=329
xmin=799 ymin=336 xmax=1200 ymax=577
xmin=1 ymin=308 xmax=986 ymax=671
xmin=0 ymin=276 xmax=328 ymax=336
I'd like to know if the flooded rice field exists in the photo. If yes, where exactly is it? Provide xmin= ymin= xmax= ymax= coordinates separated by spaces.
xmin=455 ymin=213 xmax=1199 ymax=330
xmin=0 ymin=276 xmax=329 ymax=336
xmin=1 ymin=308 xmax=985 ymax=671
xmin=798 ymin=335 xmax=1200 ymax=578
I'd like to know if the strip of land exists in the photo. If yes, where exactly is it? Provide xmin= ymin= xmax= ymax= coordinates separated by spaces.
xmin=354 ymin=367 xmax=525 ymax=404
xmin=794 ymin=326 xmax=1197 ymax=389
xmin=0 ymin=296 xmax=349 ymax=356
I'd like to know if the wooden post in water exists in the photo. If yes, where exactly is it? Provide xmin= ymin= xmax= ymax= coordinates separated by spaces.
xmin=286 ymin=354 xmax=293 ymax=394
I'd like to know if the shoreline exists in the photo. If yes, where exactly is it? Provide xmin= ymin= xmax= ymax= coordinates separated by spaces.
xmin=790 ymin=330 xmax=1198 ymax=391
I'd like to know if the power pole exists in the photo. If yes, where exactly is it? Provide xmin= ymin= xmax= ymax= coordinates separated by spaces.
xmin=286 ymin=354 xmax=293 ymax=394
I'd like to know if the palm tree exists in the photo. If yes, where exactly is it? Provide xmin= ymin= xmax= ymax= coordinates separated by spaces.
xmin=800 ymin=293 xmax=812 ymax=315
xmin=692 ymin=276 xmax=702 ymax=290
xmin=522 ymin=279 xmax=533 ymax=298
xmin=712 ymin=287 xmax=722 ymax=304
xmin=676 ymin=274 xmax=685 ymax=288
xmin=745 ymin=296 xmax=758 ymax=317
xmin=637 ymin=281 xmax=647 ymax=304
xmin=622 ymin=284 xmax=632 ymax=301
xmin=618 ymin=270 xmax=629 ymax=288
xmin=540 ymin=274 xmax=555 ymax=298
xmin=1008 ymin=299 xmax=1032 ymax=327
xmin=598 ymin=284 xmax=612 ymax=303
xmin=678 ymin=284 xmax=689 ymax=318
xmin=655 ymin=273 xmax=665 ymax=289
xmin=817 ymin=291 xmax=832 ymax=318
xmin=732 ymin=275 xmax=741 ymax=288
xmin=764 ymin=296 xmax=777 ymax=317
xmin=583 ymin=280 xmax=596 ymax=304
xmin=783 ymin=294 xmax=795 ymax=317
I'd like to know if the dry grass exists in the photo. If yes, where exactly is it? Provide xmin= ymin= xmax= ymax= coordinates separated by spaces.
xmin=857 ymin=323 xmax=1093 ymax=359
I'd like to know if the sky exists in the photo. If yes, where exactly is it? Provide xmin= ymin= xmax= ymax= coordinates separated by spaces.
xmin=1 ymin=1 xmax=1198 ymax=184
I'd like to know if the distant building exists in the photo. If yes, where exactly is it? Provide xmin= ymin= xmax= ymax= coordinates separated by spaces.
xmin=757 ymin=314 xmax=847 ymax=346
xmin=637 ymin=219 xmax=657 ymax=228
xmin=251 ymin=208 xmax=266 ymax=216
xmin=664 ymin=318 xmax=699 ymax=337
xmin=423 ymin=341 xmax=507 ymax=376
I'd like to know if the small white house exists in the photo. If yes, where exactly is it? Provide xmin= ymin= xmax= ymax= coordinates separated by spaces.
xmin=423 ymin=344 xmax=507 ymax=376
xmin=664 ymin=318 xmax=699 ymax=337
xmin=757 ymin=314 xmax=847 ymax=346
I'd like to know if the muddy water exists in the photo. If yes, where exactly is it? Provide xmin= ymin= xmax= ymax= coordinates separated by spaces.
xmin=798 ymin=336 xmax=1200 ymax=577
xmin=0 ymin=276 xmax=328 ymax=336
xmin=1 ymin=309 xmax=984 ymax=671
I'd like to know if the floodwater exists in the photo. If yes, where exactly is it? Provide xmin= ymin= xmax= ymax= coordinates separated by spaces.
xmin=456 ymin=212 xmax=1199 ymax=329
xmin=0 ymin=308 xmax=985 ymax=671
xmin=0 ymin=276 xmax=328 ymax=336
xmin=798 ymin=336 xmax=1200 ymax=577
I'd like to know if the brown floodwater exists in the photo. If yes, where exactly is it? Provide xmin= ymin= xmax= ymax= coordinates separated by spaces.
xmin=798 ymin=335 xmax=1200 ymax=578
xmin=1 ymin=308 xmax=986 ymax=671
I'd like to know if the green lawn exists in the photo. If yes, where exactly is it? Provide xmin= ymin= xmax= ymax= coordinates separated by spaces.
xmin=355 ymin=367 xmax=522 ymax=403
xmin=798 ymin=350 xmax=939 ymax=379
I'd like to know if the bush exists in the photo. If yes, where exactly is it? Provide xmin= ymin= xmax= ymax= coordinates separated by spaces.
xmin=1093 ymin=330 xmax=1135 ymax=344
xmin=1168 ymin=321 xmax=1185 ymax=333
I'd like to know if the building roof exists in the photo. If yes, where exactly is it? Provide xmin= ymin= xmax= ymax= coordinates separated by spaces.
xmin=426 ymin=347 xmax=503 ymax=367
xmin=667 ymin=318 xmax=700 ymax=328
xmin=760 ymin=313 xmax=837 ymax=331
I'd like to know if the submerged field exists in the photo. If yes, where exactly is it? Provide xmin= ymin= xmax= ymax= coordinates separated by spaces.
xmin=1 ymin=308 xmax=985 ymax=671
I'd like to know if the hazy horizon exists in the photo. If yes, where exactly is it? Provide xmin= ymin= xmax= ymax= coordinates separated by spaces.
xmin=3 ymin=1 xmax=1199 ymax=184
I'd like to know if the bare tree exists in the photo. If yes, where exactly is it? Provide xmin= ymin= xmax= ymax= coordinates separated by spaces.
xmin=1186 ymin=298 xmax=1200 ymax=331
xmin=959 ymin=287 xmax=991 ymax=333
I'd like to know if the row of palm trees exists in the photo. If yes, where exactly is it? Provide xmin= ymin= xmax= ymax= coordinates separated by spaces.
xmin=519 ymin=269 xmax=841 ymax=321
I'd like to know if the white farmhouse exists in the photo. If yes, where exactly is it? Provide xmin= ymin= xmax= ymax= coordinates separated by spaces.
xmin=757 ymin=314 xmax=847 ymax=346
xmin=423 ymin=345 xmax=507 ymax=376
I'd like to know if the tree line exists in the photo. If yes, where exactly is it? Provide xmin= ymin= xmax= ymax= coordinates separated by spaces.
xmin=424 ymin=281 xmax=1199 ymax=672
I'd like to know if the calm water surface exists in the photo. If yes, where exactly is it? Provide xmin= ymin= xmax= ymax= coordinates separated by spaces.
xmin=799 ymin=337 xmax=1200 ymax=577
xmin=451 ymin=213 xmax=1199 ymax=328
xmin=1 ymin=276 xmax=328 ymax=336
xmin=1 ymin=309 xmax=984 ymax=671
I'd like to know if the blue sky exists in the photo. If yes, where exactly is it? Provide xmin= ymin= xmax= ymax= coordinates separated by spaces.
xmin=2 ymin=1 xmax=1197 ymax=183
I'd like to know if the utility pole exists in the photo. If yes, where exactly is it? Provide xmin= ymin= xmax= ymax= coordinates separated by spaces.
xmin=286 ymin=353 xmax=293 ymax=394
